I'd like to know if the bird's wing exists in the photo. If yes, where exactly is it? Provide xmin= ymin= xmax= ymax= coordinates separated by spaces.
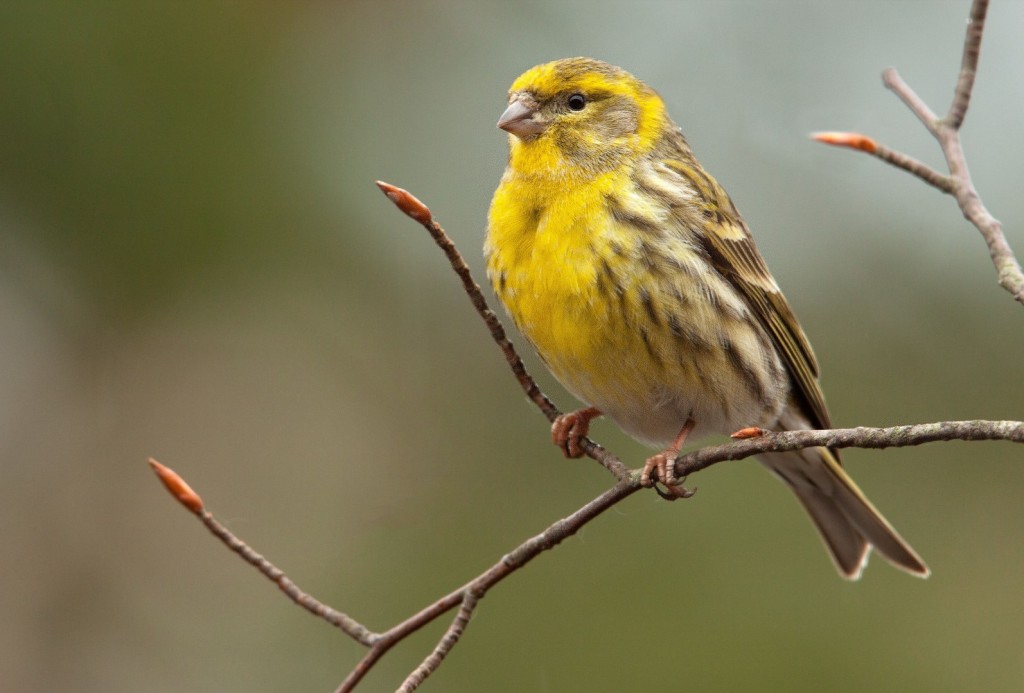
xmin=662 ymin=158 xmax=832 ymax=431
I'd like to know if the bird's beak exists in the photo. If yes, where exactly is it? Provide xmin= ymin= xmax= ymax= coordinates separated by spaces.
xmin=497 ymin=98 xmax=545 ymax=140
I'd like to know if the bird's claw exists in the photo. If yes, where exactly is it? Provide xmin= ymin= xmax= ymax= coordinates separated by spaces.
xmin=641 ymin=452 xmax=696 ymax=499
xmin=551 ymin=407 xmax=601 ymax=458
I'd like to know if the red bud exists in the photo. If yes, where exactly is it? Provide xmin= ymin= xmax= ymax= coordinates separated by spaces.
xmin=811 ymin=131 xmax=878 ymax=154
xmin=376 ymin=181 xmax=433 ymax=225
xmin=730 ymin=427 xmax=767 ymax=440
xmin=148 ymin=458 xmax=204 ymax=514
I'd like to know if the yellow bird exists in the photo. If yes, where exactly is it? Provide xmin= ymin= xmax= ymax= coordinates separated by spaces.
xmin=485 ymin=57 xmax=927 ymax=579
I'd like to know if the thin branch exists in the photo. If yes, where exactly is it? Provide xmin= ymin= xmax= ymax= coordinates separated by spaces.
xmin=873 ymin=142 xmax=954 ymax=194
xmin=148 ymin=460 xmax=377 ymax=646
xmin=199 ymin=513 xmax=379 ymax=645
xmin=150 ymin=455 xmax=639 ymax=692
xmin=882 ymin=68 xmax=941 ymax=133
xmin=672 ymin=420 xmax=1024 ymax=479
xmin=336 ymin=645 xmax=387 ymax=693
xmin=814 ymin=0 xmax=1024 ymax=305
xmin=337 ymin=479 xmax=640 ymax=691
xmin=811 ymin=132 xmax=953 ymax=194
xmin=948 ymin=0 xmax=988 ymax=128
xmin=375 ymin=181 xmax=631 ymax=482
xmin=397 ymin=593 xmax=478 ymax=692
xmin=373 ymin=183 xmax=556 ymax=422
xmin=151 ymin=416 xmax=1024 ymax=688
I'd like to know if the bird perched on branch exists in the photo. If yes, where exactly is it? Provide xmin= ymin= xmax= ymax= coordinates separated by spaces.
xmin=485 ymin=57 xmax=927 ymax=579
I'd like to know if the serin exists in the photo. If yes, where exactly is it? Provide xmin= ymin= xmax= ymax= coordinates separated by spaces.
xmin=485 ymin=57 xmax=927 ymax=579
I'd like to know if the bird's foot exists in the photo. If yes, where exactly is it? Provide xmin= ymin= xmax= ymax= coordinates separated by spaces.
xmin=641 ymin=451 xmax=696 ymax=499
xmin=640 ymin=418 xmax=697 ymax=500
xmin=551 ymin=407 xmax=602 ymax=458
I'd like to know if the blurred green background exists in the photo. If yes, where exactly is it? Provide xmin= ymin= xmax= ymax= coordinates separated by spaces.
xmin=1 ymin=1 xmax=1022 ymax=691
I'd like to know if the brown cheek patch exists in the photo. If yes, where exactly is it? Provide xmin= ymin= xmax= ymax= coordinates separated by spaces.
xmin=590 ymin=96 xmax=639 ymax=139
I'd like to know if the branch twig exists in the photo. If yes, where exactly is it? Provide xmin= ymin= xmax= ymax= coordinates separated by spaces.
xmin=150 ymin=411 xmax=1024 ymax=690
xmin=147 ymin=460 xmax=376 ymax=646
xmin=813 ymin=0 xmax=1024 ymax=304
xmin=673 ymin=420 xmax=1024 ymax=479
xmin=397 ymin=593 xmax=478 ymax=693
xmin=150 ymin=456 xmax=639 ymax=692
xmin=374 ymin=181 xmax=631 ymax=482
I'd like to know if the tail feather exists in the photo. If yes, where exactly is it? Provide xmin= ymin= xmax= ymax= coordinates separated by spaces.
xmin=788 ymin=481 xmax=871 ymax=579
xmin=762 ymin=448 xmax=929 ymax=579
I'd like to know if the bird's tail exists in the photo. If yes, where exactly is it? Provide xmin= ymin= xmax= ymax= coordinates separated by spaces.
xmin=761 ymin=446 xmax=929 ymax=579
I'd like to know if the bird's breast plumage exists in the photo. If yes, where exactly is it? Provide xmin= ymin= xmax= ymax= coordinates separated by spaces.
xmin=486 ymin=164 xmax=788 ymax=447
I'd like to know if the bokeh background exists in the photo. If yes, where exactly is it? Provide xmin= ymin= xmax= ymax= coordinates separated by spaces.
xmin=2 ymin=1 xmax=1022 ymax=691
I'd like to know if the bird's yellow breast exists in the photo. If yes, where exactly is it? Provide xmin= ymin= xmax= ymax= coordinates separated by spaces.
xmin=487 ymin=170 xmax=623 ymax=394
xmin=487 ymin=168 xmax=693 ymax=414
xmin=486 ymin=162 xmax=785 ymax=446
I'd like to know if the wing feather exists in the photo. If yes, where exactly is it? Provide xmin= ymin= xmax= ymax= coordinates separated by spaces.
xmin=706 ymin=215 xmax=832 ymax=430
xmin=661 ymin=156 xmax=832 ymax=430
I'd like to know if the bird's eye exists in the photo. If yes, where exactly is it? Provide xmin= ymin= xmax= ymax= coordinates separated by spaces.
xmin=567 ymin=93 xmax=586 ymax=111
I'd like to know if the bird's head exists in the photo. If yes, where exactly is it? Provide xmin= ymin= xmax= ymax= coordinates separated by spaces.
xmin=498 ymin=57 xmax=668 ymax=176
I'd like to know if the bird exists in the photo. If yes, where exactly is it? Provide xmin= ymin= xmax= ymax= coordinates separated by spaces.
xmin=484 ymin=57 xmax=928 ymax=579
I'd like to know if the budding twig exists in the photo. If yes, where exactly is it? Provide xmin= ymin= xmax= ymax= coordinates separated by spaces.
xmin=148 ymin=458 xmax=204 ymax=514
xmin=148 ymin=459 xmax=376 ymax=646
xmin=374 ymin=181 xmax=631 ymax=481
xmin=812 ymin=133 xmax=954 ymax=195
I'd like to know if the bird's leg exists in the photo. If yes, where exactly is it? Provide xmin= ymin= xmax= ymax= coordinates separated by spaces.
xmin=551 ymin=407 xmax=602 ymax=458
xmin=641 ymin=418 xmax=696 ymax=499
